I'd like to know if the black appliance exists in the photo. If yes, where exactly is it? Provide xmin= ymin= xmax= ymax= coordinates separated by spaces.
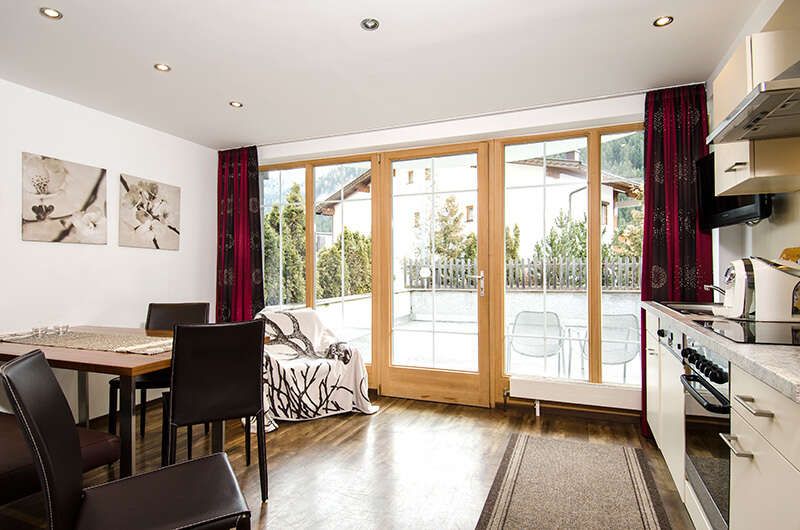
xmin=681 ymin=336 xmax=731 ymax=530
xmin=696 ymin=153 xmax=772 ymax=229
xmin=694 ymin=319 xmax=800 ymax=345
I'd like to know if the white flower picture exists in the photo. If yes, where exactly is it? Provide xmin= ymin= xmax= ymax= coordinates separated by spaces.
xmin=119 ymin=174 xmax=180 ymax=250
xmin=21 ymin=152 xmax=107 ymax=244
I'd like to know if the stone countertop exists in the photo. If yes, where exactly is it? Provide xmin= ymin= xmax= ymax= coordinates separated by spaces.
xmin=642 ymin=301 xmax=800 ymax=404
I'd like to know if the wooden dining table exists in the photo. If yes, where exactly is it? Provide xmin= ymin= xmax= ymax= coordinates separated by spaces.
xmin=0 ymin=325 xmax=226 ymax=477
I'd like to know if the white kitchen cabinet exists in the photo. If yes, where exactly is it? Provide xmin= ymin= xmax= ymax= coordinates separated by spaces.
xmin=711 ymin=29 xmax=800 ymax=196
xmin=645 ymin=329 xmax=661 ymax=444
xmin=659 ymin=347 xmax=686 ymax=500
xmin=729 ymin=410 xmax=800 ymax=530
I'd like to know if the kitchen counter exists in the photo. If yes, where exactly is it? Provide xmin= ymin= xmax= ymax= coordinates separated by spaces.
xmin=642 ymin=301 xmax=800 ymax=403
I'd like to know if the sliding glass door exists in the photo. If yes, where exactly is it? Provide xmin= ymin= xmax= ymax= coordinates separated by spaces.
xmin=379 ymin=144 xmax=491 ymax=406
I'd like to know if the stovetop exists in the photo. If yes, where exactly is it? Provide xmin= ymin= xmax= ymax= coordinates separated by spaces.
xmin=694 ymin=319 xmax=800 ymax=346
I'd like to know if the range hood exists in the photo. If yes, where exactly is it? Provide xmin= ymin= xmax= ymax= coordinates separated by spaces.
xmin=707 ymin=60 xmax=800 ymax=145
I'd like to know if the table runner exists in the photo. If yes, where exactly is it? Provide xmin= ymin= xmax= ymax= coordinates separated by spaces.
xmin=0 ymin=331 xmax=172 ymax=355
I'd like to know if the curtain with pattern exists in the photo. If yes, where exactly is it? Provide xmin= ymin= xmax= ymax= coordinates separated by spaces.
xmin=640 ymin=84 xmax=712 ymax=435
xmin=216 ymin=146 xmax=265 ymax=322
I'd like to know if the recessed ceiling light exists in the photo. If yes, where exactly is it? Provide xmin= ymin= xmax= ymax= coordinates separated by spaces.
xmin=153 ymin=63 xmax=172 ymax=72
xmin=360 ymin=18 xmax=380 ymax=31
xmin=229 ymin=101 xmax=244 ymax=108
xmin=39 ymin=7 xmax=63 ymax=20
xmin=653 ymin=15 xmax=674 ymax=27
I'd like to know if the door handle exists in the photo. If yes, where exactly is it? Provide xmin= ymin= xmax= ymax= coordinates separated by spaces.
xmin=724 ymin=161 xmax=748 ymax=173
xmin=734 ymin=394 xmax=774 ymax=418
xmin=719 ymin=433 xmax=753 ymax=458
xmin=466 ymin=271 xmax=485 ymax=297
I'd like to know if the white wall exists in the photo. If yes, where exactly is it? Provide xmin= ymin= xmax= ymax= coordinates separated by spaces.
xmin=258 ymin=94 xmax=644 ymax=164
xmin=0 ymin=78 xmax=217 ymax=419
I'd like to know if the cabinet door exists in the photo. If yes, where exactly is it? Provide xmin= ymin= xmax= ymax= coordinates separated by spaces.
xmin=714 ymin=142 xmax=753 ymax=196
xmin=645 ymin=331 xmax=661 ymax=444
xmin=659 ymin=349 xmax=685 ymax=500
xmin=711 ymin=39 xmax=749 ymax=128
xmin=749 ymin=30 xmax=800 ymax=85
xmin=729 ymin=411 xmax=800 ymax=530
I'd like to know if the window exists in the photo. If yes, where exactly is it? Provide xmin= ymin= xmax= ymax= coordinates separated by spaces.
xmin=260 ymin=168 xmax=306 ymax=309
xmin=465 ymin=205 xmax=475 ymax=223
xmin=504 ymin=138 xmax=589 ymax=381
xmin=600 ymin=131 xmax=644 ymax=386
xmin=314 ymin=161 xmax=373 ymax=362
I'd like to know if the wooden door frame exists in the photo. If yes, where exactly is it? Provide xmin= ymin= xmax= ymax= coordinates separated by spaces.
xmin=375 ymin=142 xmax=492 ymax=407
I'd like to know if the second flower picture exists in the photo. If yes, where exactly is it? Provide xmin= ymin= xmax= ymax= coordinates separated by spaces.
xmin=119 ymin=174 xmax=181 ymax=250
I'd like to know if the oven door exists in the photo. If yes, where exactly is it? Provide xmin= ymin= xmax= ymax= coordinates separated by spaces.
xmin=683 ymin=371 xmax=731 ymax=530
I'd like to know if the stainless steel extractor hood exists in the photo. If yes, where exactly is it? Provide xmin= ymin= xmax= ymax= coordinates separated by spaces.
xmin=707 ymin=61 xmax=800 ymax=145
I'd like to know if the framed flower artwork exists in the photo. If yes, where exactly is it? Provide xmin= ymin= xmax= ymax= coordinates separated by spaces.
xmin=119 ymin=174 xmax=181 ymax=250
xmin=21 ymin=152 xmax=108 ymax=244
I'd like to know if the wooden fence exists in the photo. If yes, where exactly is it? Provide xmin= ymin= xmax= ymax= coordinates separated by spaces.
xmin=402 ymin=256 xmax=640 ymax=291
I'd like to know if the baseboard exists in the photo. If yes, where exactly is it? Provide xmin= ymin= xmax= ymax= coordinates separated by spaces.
xmin=498 ymin=397 xmax=641 ymax=423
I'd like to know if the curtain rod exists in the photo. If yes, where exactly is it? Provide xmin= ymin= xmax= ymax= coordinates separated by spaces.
xmin=243 ymin=81 xmax=706 ymax=151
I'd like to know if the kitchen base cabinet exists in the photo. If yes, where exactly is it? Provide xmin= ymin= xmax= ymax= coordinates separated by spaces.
xmin=729 ymin=410 xmax=800 ymax=529
xmin=645 ymin=329 xmax=661 ymax=444
xmin=659 ymin=348 xmax=685 ymax=501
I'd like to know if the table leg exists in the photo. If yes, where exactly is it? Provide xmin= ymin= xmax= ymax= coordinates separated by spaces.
xmin=119 ymin=375 xmax=136 ymax=477
xmin=211 ymin=420 xmax=226 ymax=453
xmin=77 ymin=371 xmax=89 ymax=428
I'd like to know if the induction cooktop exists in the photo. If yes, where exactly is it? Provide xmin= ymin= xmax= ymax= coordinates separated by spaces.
xmin=694 ymin=319 xmax=800 ymax=346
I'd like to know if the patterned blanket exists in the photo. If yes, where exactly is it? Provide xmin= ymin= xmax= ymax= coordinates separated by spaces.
xmin=255 ymin=308 xmax=378 ymax=431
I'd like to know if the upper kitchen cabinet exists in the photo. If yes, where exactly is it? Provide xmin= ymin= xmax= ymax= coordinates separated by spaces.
xmin=710 ymin=30 xmax=800 ymax=196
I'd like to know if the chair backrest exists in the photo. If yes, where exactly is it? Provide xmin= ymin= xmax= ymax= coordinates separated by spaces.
xmin=145 ymin=302 xmax=210 ymax=331
xmin=510 ymin=311 xmax=563 ymax=357
xmin=169 ymin=320 xmax=265 ymax=427
xmin=0 ymin=351 xmax=83 ymax=530
xmin=601 ymin=314 xmax=640 ymax=360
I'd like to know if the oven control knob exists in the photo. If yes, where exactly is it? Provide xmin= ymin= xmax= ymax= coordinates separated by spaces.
xmin=702 ymin=363 xmax=716 ymax=377
xmin=696 ymin=358 xmax=709 ymax=370
xmin=682 ymin=347 xmax=697 ymax=360
xmin=657 ymin=329 xmax=667 ymax=338
xmin=711 ymin=370 xmax=729 ymax=384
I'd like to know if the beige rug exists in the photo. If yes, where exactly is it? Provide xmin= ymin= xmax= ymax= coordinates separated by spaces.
xmin=477 ymin=434 xmax=672 ymax=530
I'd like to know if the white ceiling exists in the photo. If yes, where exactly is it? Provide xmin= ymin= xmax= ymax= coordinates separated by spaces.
xmin=0 ymin=1 xmax=761 ymax=149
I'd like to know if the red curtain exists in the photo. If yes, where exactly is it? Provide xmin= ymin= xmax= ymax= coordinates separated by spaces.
xmin=216 ymin=146 xmax=264 ymax=322
xmin=640 ymin=84 xmax=712 ymax=435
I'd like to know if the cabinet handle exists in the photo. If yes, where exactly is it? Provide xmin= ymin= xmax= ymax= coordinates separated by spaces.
xmin=724 ymin=161 xmax=748 ymax=172
xmin=647 ymin=348 xmax=657 ymax=356
xmin=734 ymin=394 xmax=775 ymax=418
xmin=719 ymin=433 xmax=753 ymax=458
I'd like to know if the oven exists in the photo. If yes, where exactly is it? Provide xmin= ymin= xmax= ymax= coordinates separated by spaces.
xmin=680 ymin=335 xmax=731 ymax=530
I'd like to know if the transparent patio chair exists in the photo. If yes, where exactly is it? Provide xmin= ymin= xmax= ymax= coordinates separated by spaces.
xmin=509 ymin=311 xmax=564 ymax=375
xmin=581 ymin=313 xmax=640 ymax=383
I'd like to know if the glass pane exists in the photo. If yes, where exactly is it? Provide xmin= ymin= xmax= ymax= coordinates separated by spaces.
xmin=504 ymin=139 xmax=589 ymax=381
xmin=600 ymin=131 xmax=644 ymax=386
xmin=313 ymin=162 xmax=372 ymax=362
xmin=260 ymin=168 xmax=306 ymax=309
xmin=392 ymin=154 xmax=479 ymax=372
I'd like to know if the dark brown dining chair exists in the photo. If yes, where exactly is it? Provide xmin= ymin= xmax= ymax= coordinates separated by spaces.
xmin=162 ymin=320 xmax=268 ymax=502
xmin=1 ymin=350 xmax=250 ymax=530
xmin=108 ymin=302 xmax=209 ymax=454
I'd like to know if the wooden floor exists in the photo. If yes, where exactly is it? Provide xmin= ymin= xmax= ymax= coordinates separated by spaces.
xmin=0 ymin=396 xmax=692 ymax=529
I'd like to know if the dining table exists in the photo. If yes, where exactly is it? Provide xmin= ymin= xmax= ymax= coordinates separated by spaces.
xmin=0 ymin=325 xmax=227 ymax=477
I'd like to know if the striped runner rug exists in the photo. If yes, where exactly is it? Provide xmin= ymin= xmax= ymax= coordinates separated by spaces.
xmin=477 ymin=434 xmax=672 ymax=530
